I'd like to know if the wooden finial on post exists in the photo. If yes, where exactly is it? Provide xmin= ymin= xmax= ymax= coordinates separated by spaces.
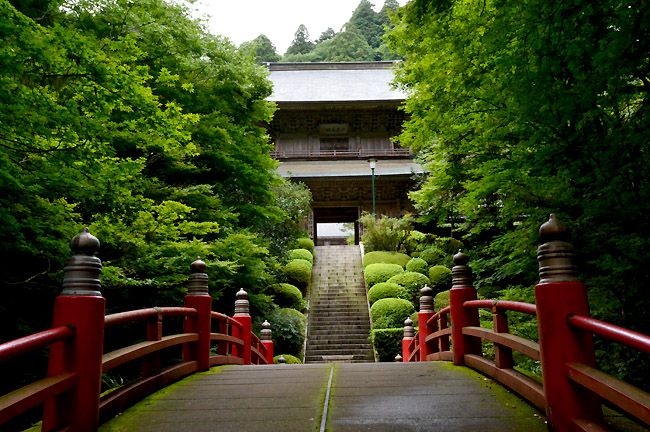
xmin=418 ymin=285 xmax=436 ymax=361
xmin=535 ymin=214 xmax=602 ymax=429
xmin=402 ymin=317 xmax=414 ymax=362
xmin=43 ymin=228 xmax=106 ymax=431
xmin=232 ymin=289 xmax=252 ymax=364
xmin=449 ymin=250 xmax=480 ymax=366
xmin=261 ymin=320 xmax=274 ymax=364
xmin=183 ymin=256 xmax=212 ymax=371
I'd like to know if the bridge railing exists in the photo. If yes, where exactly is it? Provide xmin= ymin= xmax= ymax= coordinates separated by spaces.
xmin=403 ymin=214 xmax=650 ymax=431
xmin=0 ymin=228 xmax=274 ymax=431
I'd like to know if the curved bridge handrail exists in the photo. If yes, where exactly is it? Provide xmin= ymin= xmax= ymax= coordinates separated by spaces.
xmin=567 ymin=314 xmax=650 ymax=355
xmin=104 ymin=307 xmax=198 ymax=328
xmin=0 ymin=326 xmax=76 ymax=362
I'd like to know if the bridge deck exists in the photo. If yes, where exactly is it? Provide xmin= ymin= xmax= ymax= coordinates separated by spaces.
xmin=99 ymin=362 xmax=547 ymax=431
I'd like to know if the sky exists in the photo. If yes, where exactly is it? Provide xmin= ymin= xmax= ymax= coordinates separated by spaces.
xmin=190 ymin=0 xmax=406 ymax=55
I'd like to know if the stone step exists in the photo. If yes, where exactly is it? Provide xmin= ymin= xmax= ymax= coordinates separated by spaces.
xmin=305 ymin=348 xmax=374 ymax=356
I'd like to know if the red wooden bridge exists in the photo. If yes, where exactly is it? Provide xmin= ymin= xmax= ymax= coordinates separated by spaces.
xmin=1 ymin=216 xmax=649 ymax=431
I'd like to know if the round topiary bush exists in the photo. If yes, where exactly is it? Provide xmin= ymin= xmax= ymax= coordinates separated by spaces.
xmin=419 ymin=247 xmax=446 ymax=266
xmin=434 ymin=290 xmax=451 ymax=311
xmin=429 ymin=265 xmax=452 ymax=294
xmin=362 ymin=251 xmax=411 ymax=268
xmin=405 ymin=257 xmax=428 ymax=275
xmin=284 ymin=259 xmax=312 ymax=290
xmin=273 ymin=354 xmax=302 ymax=364
xmin=268 ymin=308 xmax=306 ymax=356
xmin=370 ymin=298 xmax=415 ymax=329
xmin=267 ymin=283 xmax=303 ymax=309
xmin=296 ymin=237 xmax=314 ymax=254
xmin=367 ymin=282 xmax=405 ymax=305
xmin=387 ymin=272 xmax=431 ymax=308
xmin=364 ymin=263 xmax=404 ymax=289
xmin=289 ymin=248 xmax=313 ymax=264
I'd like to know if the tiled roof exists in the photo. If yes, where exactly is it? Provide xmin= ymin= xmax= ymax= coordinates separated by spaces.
xmin=267 ymin=62 xmax=406 ymax=103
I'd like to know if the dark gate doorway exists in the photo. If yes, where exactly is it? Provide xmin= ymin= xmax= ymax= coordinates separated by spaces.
xmin=313 ymin=206 xmax=359 ymax=246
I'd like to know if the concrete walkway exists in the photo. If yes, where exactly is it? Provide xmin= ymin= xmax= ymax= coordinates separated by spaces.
xmin=99 ymin=362 xmax=547 ymax=432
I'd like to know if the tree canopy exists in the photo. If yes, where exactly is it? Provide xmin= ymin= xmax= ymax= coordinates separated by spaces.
xmin=0 ymin=0 xmax=311 ymax=366
xmin=387 ymin=0 xmax=650 ymax=386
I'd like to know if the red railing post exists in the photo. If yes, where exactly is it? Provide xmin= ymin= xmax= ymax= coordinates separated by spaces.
xmin=402 ymin=318 xmax=414 ymax=362
xmin=449 ymin=250 xmax=481 ymax=366
xmin=418 ymin=285 xmax=436 ymax=361
xmin=260 ymin=320 xmax=274 ymax=364
xmin=492 ymin=305 xmax=514 ymax=369
xmin=535 ymin=215 xmax=603 ymax=429
xmin=232 ymin=289 xmax=252 ymax=365
xmin=183 ymin=258 xmax=212 ymax=371
xmin=42 ymin=228 xmax=105 ymax=432
xmin=142 ymin=310 xmax=162 ymax=378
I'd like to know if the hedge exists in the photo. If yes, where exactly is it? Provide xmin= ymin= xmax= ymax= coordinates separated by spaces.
xmin=289 ymin=248 xmax=313 ymax=264
xmin=387 ymin=272 xmax=431 ymax=308
xmin=405 ymin=257 xmax=428 ymax=275
xmin=362 ymin=251 xmax=411 ymax=268
xmin=367 ymin=282 xmax=405 ymax=305
xmin=364 ymin=263 xmax=404 ymax=289
xmin=419 ymin=246 xmax=446 ymax=266
xmin=284 ymin=259 xmax=312 ymax=289
xmin=296 ymin=237 xmax=314 ymax=254
xmin=370 ymin=298 xmax=415 ymax=329
xmin=267 ymin=283 xmax=302 ymax=309
xmin=429 ymin=265 xmax=452 ymax=294
xmin=268 ymin=308 xmax=306 ymax=356
xmin=273 ymin=354 xmax=302 ymax=364
xmin=434 ymin=290 xmax=451 ymax=311
xmin=370 ymin=328 xmax=403 ymax=362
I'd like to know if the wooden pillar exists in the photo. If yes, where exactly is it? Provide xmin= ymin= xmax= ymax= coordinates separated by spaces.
xmin=232 ymin=289 xmax=252 ymax=365
xmin=449 ymin=250 xmax=481 ymax=366
xmin=418 ymin=285 xmax=436 ymax=361
xmin=260 ymin=320 xmax=274 ymax=364
xmin=183 ymin=258 xmax=212 ymax=372
xmin=535 ymin=215 xmax=602 ymax=429
xmin=402 ymin=318 xmax=414 ymax=362
xmin=43 ymin=228 xmax=105 ymax=432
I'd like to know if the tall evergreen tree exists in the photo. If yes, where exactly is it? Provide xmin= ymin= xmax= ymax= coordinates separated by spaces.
xmin=349 ymin=0 xmax=383 ymax=49
xmin=249 ymin=34 xmax=281 ymax=64
xmin=285 ymin=24 xmax=315 ymax=56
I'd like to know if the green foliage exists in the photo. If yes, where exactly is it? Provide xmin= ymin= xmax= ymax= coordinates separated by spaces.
xmin=368 ymin=282 xmax=405 ymax=305
xmin=249 ymin=34 xmax=281 ymax=64
xmin=308 ymin=26 xmax=376 ymax=62
xmin=362 ymin=251 xmax=410 ymax=268
xmin=267 ymin=283 xmax=303 ymax=309
xmin=370 ymin=298 xmax=415 ymax=329
xmin=283 ymin=259 xmax=312 ymax=289
xmin=268 ymin=308 xmax=306 ymax=356
xmin=406 ymin=257 xmax=428 ymax=275
xmin=418 ymin=247 xmax=446 ymax=267
xmin=370 ymin=328 xmax=403 ymax=362
xmin=289 ymin=248 xmax=313 ymax=265
xmin=359 ymin=213 xmax=415 ymax=252
xmin=296 ymin=237 xmax=315 ymax=254
xmin=273 ymin=354 xmax=302 ymax=364
xmin=387 ymin=272 xmax=431 ymax=308
xmin=364 ymin=263 xmax=404 ymax=289
xmin=429 ymin=266 xmax=452 ymax=295
xmin=434 ymin=290 xmax=450 ymax=311
xmin=284 ymin=24 xmax=315 ymax=56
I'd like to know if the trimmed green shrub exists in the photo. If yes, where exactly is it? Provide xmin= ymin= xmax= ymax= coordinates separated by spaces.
xmin=289 ymin=248 xmax=313 ymax=264
xmin=284 ymin=259 xmax=312 ymax=289
xmin=419 ymin=246 xmax=446 ymax=266
xmin=364 ymin=263 xmax=404 ymax=289
xmin=368 ymin=282 xmax=405 ymax=305
xmin=268 ymin=308 xmax=306 ymax=356
xmin=370 ymin=328 xmax=403 ymax=362
xmin=429 ymin=265 xmax=452 ymax=294
xmin=273 ymin=354 xmax=302 ymax=364
xmin=434 ymin=290 xmax=451 ymax=311
xmin=296 ymin=237 xmax=314 ymax=254
xmin=370 ymin=298 xmax=415 ymax=329
xmin=362 ymin=251 xmax=411 ymax=268
xmin=267 ymin=283 xmax=302 ymax=309
xmin=405 ymin=257 xmax=428 ymax=275
xmin=387 ymin=272 xmax=431 ymax=308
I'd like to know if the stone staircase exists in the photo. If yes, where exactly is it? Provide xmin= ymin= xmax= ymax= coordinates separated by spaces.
xmin=304 ymin=245 xmax=375 ymax=363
